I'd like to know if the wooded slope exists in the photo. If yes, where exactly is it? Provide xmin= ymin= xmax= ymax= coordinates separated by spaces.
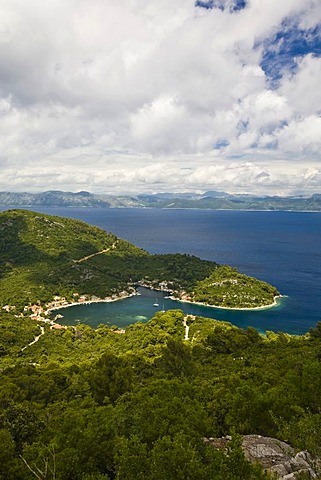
xmin=0 ymin=209 xmax=278 ymax=309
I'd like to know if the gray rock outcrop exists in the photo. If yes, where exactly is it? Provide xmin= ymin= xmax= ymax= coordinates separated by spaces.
xmin=204 ymin=434 xmax=319 ymax=479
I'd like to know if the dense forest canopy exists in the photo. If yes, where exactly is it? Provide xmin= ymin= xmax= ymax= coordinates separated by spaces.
xmin=1 ymin=309 xmax=321 ymax=479
xmin=2 ymin=209 xmax=317 ymax=479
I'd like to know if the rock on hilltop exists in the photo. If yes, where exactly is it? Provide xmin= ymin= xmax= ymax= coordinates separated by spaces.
xmin=205 ymin=435 xmax=319 ymax=479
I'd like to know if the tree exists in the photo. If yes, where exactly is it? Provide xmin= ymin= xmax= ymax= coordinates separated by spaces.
xmin=156 ymin=338 xmax=194 ymax=377
xmin=0 ymin=429 xmax=18 ymax=480
xmin=89 ymin=353 xmax=133 ymax=404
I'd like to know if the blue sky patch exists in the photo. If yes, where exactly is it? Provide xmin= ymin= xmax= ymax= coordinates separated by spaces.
xmin=195 ymin=0 xmax=246 ymax=12
xmin=260 ymin=21 xmax=321 ymax=86
xmin=213 ymin=139 xmax=229 ymax=149
xmin=195 ymin=0 xmax=215 ymax=10
xmin=233 ymin=0 xmax=246 ymax=12
xmin=237 ymin=119 xmax=249 ymax=134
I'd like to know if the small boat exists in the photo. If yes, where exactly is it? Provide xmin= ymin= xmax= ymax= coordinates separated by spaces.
xmin=153 ymin=299 xmax=159 ymax=307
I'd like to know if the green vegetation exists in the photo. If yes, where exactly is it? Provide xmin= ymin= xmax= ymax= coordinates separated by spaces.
xmin=2 ymin=209 xmax=306 ymax=479
xmin=1 ymin=309 xmax=321 ymax=479
xmin=0 ymin=209 xmax=147 ymax=308
xmin=0 ymin=313 xmax=40 ymax=362
xmin=0 ymin=209 xmax=278 ymax=310
xmin=192 ymin=266 xmax=279 ymax=308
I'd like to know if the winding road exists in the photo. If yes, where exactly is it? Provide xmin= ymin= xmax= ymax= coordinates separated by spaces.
xmin=73 ymin=242 xmax=117 ymax=263
xmin=21 ymin=326 xmax=45 ymax=352
xmin=183 ymin=316 xmax=190 ymax=340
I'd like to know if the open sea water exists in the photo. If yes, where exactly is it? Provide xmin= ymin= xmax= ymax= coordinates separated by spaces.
xmin=2 ymin=207 xmax=321 ymax=334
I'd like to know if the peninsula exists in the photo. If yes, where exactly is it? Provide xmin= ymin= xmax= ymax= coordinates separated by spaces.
xmin=0 ymin=209 xmax=279 ymax=315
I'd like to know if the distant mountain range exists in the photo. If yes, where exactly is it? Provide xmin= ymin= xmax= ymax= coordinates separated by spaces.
xmin=1 ymin=190 xmax=321 ymax=211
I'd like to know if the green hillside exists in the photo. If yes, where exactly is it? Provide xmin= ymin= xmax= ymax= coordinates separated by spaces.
xmin=1 ymin=309 xmax=321 ymax=479
xmin=0 ymin=209 xmax=147 ymax=307
xmin=1 ymin=209 xmax=321 ymax=479
xmin=192 ymin=266 xmax=279 ymax=308
xmin=0 ymin=209 xmax=279 ymax=310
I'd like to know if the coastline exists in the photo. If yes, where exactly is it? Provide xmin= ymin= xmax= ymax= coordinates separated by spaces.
xmin=169 ymin=294 xmax=284 ymax=311
xmin=45 ymin=291 xmax=137 ymax=315
xmin=1 ymin=205 xmax=321 ymax=213
xmin=46 ymin=290 xmax=284 ymax=316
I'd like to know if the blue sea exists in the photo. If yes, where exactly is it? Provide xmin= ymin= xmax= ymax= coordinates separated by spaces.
xmin=2 ymin=206 xmax=321 ymax=334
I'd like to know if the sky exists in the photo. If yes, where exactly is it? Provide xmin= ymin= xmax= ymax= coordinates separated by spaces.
xmin=0 ymin=0 xmax=321 ymax=195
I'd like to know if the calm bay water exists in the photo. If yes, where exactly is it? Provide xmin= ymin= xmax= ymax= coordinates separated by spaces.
xmin=2 ymin=206 xmax=321 ymax=334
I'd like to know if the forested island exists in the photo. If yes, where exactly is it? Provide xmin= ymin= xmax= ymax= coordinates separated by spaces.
xmin=1 ymin=209 xmax=321 ymax=479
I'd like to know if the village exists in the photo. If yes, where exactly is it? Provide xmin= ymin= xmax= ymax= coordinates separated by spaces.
xmin=2 ymin=289 xmax=133 ymax=333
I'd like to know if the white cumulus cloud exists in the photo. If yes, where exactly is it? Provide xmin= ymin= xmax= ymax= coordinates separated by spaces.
xmin=0 ymin=0 xmax=320 ymax=194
